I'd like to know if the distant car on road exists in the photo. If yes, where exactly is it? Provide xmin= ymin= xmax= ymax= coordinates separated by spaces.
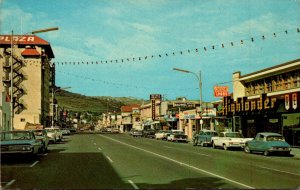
xmin=61 ymin=128 xmax=71 ymax=136
xmin=193 ymin=130 xmax=218 ymax=146
xmin=0 ymin=130 xmax=42 ymax=157
xmin=31 ymin=129 xmax=49 ymax=153
xmin=45 ymin=127 xmax=63 ymax=143
xmin=155 ymin=130 xmax=170 ymax=140
xmin=167 ymin=130 xmax=187 ymax=142
xmin=142 ymin=129 xmax=156 ymax=138
xmin=244 ymin=132 xmax=291 ymax=156
xmin=131 ymin=130 xmax=143 ymax=137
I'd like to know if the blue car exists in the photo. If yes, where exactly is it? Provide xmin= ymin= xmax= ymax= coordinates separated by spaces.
xmin=0 ymin=130 xmax=42 ymax=156
xmin=193 ymin=130 xmax=218 ymax=147
xmin=244 ymin=132 xmax=291 ymax=156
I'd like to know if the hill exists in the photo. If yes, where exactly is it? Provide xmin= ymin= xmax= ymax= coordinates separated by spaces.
xmin=55 ymin=90 xmax=147 ymax=115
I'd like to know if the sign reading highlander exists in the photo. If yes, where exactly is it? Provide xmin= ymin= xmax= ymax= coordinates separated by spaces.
xmin=223 ymin=93 xmax=279 ymax=115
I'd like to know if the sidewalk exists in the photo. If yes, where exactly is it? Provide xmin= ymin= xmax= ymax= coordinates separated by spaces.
xmin=291 ymin=147 xmax=300 ymax=158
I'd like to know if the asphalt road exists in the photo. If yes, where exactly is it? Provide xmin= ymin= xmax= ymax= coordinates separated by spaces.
xmin=1 ymin=133 xmax=300 ymax=189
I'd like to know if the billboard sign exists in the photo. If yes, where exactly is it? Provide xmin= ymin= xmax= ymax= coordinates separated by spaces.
xmin=214 ymin=86 xmax=229 ymax=97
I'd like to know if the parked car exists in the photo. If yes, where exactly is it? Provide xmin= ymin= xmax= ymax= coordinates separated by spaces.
xmin=167 ymin=130 xmax=188 ymax=142
xmin=45 ymin=127 xmax=63 ymax=143
xmin=131 ymin=130 xmax=143 ymax=137
xmin=155 ymin=130 xmax=170 ymax=140
xmin=142 ymin=129 xmax=156 ymax=138
xmin=193 ymin=130 xmax=218 ymax=146
xmin=212 ymin=132 xmax=253 ymax=150
xmin=244 ymin=132 xmax=291 ymax=156
xmin=0 ymin=130 xmax=42 ymax=157
xmin=31 ymin=129 xmax=49 ymax=153
xmin=61 ymin=128 xmax=71 ymax=136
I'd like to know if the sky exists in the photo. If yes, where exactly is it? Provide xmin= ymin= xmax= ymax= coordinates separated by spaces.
xmin=1 ymin=0 xmax=299 ymax=102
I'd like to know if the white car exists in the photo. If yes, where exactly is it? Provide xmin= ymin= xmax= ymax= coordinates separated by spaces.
xmin=45 ymin=127 xmax=63 ymax=143
xmin=211 ymin=132 xmax=253 ymax=150
xmin=167 ymin=130 xmax=187 ymax=142
xmin=155 ymin=130 xmax=170 ymax=140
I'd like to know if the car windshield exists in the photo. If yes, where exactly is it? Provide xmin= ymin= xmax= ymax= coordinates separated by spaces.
xmin=1 ymin=131 xmax=31 ymax=140
xmin=225 ymin=133 xmax=244 ymax=138
xmin=266 ymin=135 xmax=285 ymax=141
xmin=207 ymin=132 xmax=218 ymax=136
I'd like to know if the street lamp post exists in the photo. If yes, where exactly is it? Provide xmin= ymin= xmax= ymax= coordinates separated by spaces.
xmin=9 ymin=27 xmax=59 ymax=130
xmin=51 ymin=86 xmax=71 ymax=128
xmin=173 ymin=68 xmax=203 ymax=130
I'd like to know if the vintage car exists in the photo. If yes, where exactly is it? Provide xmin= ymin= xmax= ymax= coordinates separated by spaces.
xmin=212 ymin=132 xmax=253 ymax=150
xmin=167 ymin=130 xmax=188 ymax=142
xmin=61 ymin=128 xmax=71 ymax=135
xmin=0 ymin=130 xmax=42 ymax=156
xmin=155 ymin=130 xmax=170 ymax=140
xmin=131 ymin=130 xmax=143 ymax=137
xmin=193 ymin=130 xmax=218 ymax=146
xmin=45 ymin=127 xmax=63 ymax=143
xmin=31 ymin=129 xmax=49 ymax=153
xmin=244 ymin=132 xmax=291 ymax=156
xmin=142 ymin=129 xmax=156 ymax=138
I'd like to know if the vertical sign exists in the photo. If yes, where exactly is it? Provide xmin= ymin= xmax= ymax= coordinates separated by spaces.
xmin=151 ymin=100 xmax=156 ymax=120
xmin=150 ymin=94 xmax=161 ymax=121
xmin=292 ymin=93 xmax=298 ymax=110
xmin=285 ymin=94 xmax=290 ymax=110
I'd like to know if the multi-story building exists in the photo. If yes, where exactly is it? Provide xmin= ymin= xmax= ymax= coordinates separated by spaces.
xmin=223 ymin=58 xmax=300 ymax=146
xmin=0 ymin=35 xmax=54 ymax=129
xmin=0 ymin=91 xmax=10 ymax=131
xmin=120 ymin=104 xmax=141 ymax=132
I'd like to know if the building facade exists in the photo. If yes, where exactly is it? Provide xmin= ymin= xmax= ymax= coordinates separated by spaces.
xmin=224 ymin=58 xmax=300 ymax=146
xmin=0 ymin=91 xmax=11 ymax=131
xmin=0 ymin=35 xmax=54 ymax=129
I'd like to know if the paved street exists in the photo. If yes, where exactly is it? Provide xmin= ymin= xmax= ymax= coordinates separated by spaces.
xmin=1 ymin=133 xmax=300 ymax=189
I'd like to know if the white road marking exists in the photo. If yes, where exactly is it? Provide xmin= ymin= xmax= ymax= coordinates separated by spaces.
xmin=164 ymin=146 xmax=173 ymax=149
xmin=106 ymin=156 xmax=113 ymax=163
xmin=94 ymin=143 xmax=97 ymax=146
xmin=193 ymin=152 xmax=211 ymax=157
xmin=100 ymin=135 xmax=254 ymax=189
xmin=30 ymin=161 xmax=39 ymax=168
xmin=98 ymin=147 xmax=102 ymax=151
xmin=128 ymin=180 xmax=139 ymax=189
xmin=259 ymin=166 xmax=300 ymax=176
xmin=5 ymin=179 xmax=16 ymax=188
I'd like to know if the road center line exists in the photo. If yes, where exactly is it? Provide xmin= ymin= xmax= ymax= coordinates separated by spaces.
xmin=30 ymin=161 xmax=39 ymax=168
xmin=100 ymin=135 xmax=254 ymax=189
xmin=128 ymin=180 xmax=139 ymax=189
xmin=106 ymin=156 xmax=113 ymax=163
xmin=5 ymin=179 xmax=16 ymax=188
xmin=259 ymin=166 xmax=300 ymax=176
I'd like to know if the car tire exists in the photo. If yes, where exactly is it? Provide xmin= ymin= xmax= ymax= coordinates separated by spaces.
xmin=193 ymin=139 xmax=198 ymax=146
xmin=244 ymin=145 xmax=251 ymax=153
xmin=263 ymin=150 xmax=269 ymax=156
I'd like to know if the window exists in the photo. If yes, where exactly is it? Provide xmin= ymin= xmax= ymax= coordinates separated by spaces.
xmin=21 ymin=118 xmax=25 ymax=122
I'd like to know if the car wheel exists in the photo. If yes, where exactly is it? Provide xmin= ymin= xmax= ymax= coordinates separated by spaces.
xmin=223 ymin=144 xmax=228 ymax=151
xmin=244 ymin=145 xmax=251 ymax=153
xmin=193 ymin=139 xmax=198 ymax=146
xmin=200 ymin=141 xmax=205 ymax=147
xmin=263 ymin=150 xmax=269 ymax=156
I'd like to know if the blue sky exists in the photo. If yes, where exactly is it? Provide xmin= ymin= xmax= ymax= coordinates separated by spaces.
xmin=1 ymin=0 xmax=300 ymax=101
